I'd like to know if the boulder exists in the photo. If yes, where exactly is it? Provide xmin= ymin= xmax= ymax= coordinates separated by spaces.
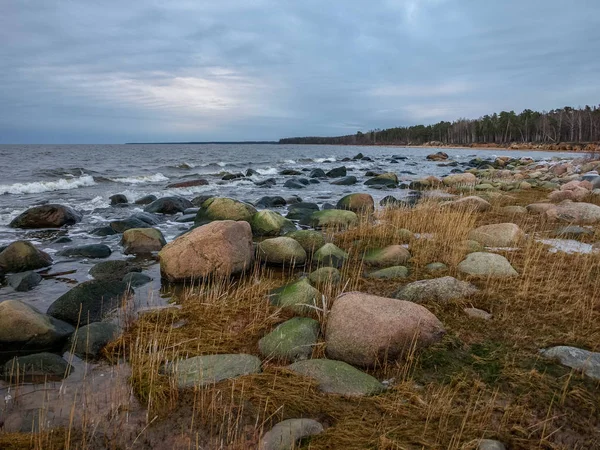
xmin=251 ymin=211 xmax=296 ymax=237
xmin=309 ymin=210 xmax=358 ymax=229
xmin=0 ymin=241 xmax=52 ymax=273
xmin=57 ymin=244 xmax=112 ymax=259
xmin=457 ymin=252 xmax=518 ymax=277
xmin=500 ymin=205 xmax=527 ymax=216
xmin=90 ymin=226 xmax=117 ymax=236
xmin=280 ymin=169 xmax=303 ymax=176
xmin=330 ymin=176 xmax=357 ymax=186
xmin=283 ymin=179 xmax=306 ymax=189
xmin=366 ymin=266 xmax=409 ymax=279
xmin=287 ymin=359 xmax=384 ymax=396
xmin=468 ymin=223 xmax=524 ymax=247
xmin=47 ymin=280 xmax=132 ymax=326
xmin=363 ymin=245 xmax=410 ymax=268
xmin=364 ymin=173 xmax=398 ymax=188
xmin=394 ymin=276 xmax=478 ymax=303
xmin=309 ymin=168 xmax=326 ymax=178
xmin=191 ymin=195 xmax=213 ymax=207
xmin=325 ymin=166 xmax=347 ymax=178
xmin=259 ymin=419 xmax=324 ymax=450
xmin=285 ymin=230 xmax=325 ymax=255
xmin=286 ymin=202 xmax=320 ymax=221
xmin=268 ymin=278 xmax=321 ymax=315
xmin=442 ymin=173 xmax=477 ymax=186
xmin=460 ymin=239 xmax=485 ymax=253
xmin=166 ymin=354 xmax=261 ymax=389
xmin=0 ymin=300 xmax=74 ymax=356
xmin=166 ymin=179 xmax=208 ymax=189
xmin=257 ymin=237 xmax=307 ymax=266
xmin=131 ymin=212 xmax=161 ymax=225
xmin=110 ymin=217 xmax=151 ymax=233
xmin=69 ymin=322 xmax=121 ymax=360
xmin=540 ymin=346 xmax=600 ymax=380
xmin=308 ymin=267 xmax=341 ymax=286
xmin=425 ymin=262 xmax=448 ymax=274
xmin=3 ymin=353 xmax=73 ymax=382
xmin=255 ymin=196 xmax=286 ymax=208
xmin=326 ymin=292 xmax=445 ymax=367
xmin=122 ymin=272 xmax=153 ymax=287
xmin=109 ymin=194 xmax=128 ymax=205
xmin=121 ymin=228 xmax=167 ymax=255
xmin=336 ymin=193 xmax=375 ymax=215
xmin=89 ymin=260 xmax=141 ymax=281
xmin=443 ymin=196 xmax=491 ymax=212
xmin=545 ymin=202 xmax=600 ymax=224
xmin=9 ymin=204 xmax=82 ymax=229
xmin=255 ymin=178 xmax=277 ymax=188
xmin=426 ymin=152 xmax=448 ymax=161
xmin=144 ymin=196 xmax=193 ymax=215
xmin=159 ymin=220 xmax=253 ymax=282
xmin=134 ymin=194 xmax=158 ymax=205
xmin=258 ymin=317 xmax=320 ymax=362
xmin=526 ymin=203 xmax=555 ymax=215
xmin=195 ymin=197 xmax=257 ymax=224
xmin=7 ymin=271 xmax=42 ymax=292
xmin=313 ymin=243 xmax=348 ymax=268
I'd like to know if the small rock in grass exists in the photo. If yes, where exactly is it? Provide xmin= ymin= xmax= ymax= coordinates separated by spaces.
xmin=464 ymin=307 xmax=492 ymax=320
xmin=259 ymin=418 xmax=324 ymax=450
xmin=258 ymin=317 xmax=319 ymax=362
xmin=540 ymin=346 xmax=600 ymax=380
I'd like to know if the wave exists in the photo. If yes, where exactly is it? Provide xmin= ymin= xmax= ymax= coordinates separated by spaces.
xmin=0 ymin=175 xmax=96 ymax=195
xmin=109 ymin=173 xmax=169 ymax=184
xmin=314 ymin=157 xmax=336 ymax=163
xmin=255 ymin=167 xmax=279 ymax=175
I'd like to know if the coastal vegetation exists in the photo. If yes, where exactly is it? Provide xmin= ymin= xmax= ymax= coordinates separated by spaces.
xmin=280 ymin=105 xmax=600 ymax=150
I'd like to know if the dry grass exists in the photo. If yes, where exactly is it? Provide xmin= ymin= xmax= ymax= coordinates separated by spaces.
xmin=2 ymin=189 xmax=600 ymax=449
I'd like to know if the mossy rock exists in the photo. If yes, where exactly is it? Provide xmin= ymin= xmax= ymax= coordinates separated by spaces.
xmin=336 ymin=193 xmax=375 ymax=215
xmin=285 ymin=230 xmax=325 ymax=255
xmin=366 ymin=266 xmax=409 ymax=279
xmin=0 ymin=241 xmax=53 ymax=273
xmin=308 ymin=267 xmax=341 ymax=286
xmin=396 ymin=228 xmax=414 ymax=243
xmin=195 ymin=197 xmax=257 ymax=224
xmin=3 ymin=352 xmax=73 ymax=382
xmin=258 ymin=317 xmax=320 ymax=362
xmin=268 ymin=278 xmax=321 ymax=316
xmin=313 ymin=243 xmax=348 ymax=269
xmin=68 ymin=322 xmax=121 ymax=360
xmin=257 ymin=237 xmax=307 ymax=266
xmin=250 ymin=210 xmax=296 ymax=237
xmin=363 ymin=245 xmax=410 ymax=268
xmin=287 ymin=359 xmax=385 ymax=396
xmin=308 ymin=210 xmax=358 ymax=230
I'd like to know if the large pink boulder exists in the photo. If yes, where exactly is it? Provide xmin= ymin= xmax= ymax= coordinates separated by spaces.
xmin=159 ymin=220 xmax=253 ymax=282
xmin=325 ymin=292 xmax=445 ymax=367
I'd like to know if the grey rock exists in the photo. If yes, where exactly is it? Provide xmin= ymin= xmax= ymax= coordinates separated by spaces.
xmin=3 ymin=352 xmax=73 ymax=382
xmin=7 ymin=271 xmax=42 ymax=292
xmin=540 ymin=346 xmax=600 ymax=380
xmin=394 ymin=276 xmax=478 ymax=303
xmin=122 ymin=272 xmax=153 ymax=287
xmin=458 ymin=252 xmax=518 ymax=278
xmin=89 ymin=260 xmax=141 ymax=281
xmin=68 ymin=322 xmax=121 ymax=360
xmin=57 ymin=244 xmax=112 ymax=259
xmin=259 ymin=418 xmax=324 ymax=450
xmin=258 ymin=317 xmax=320 ymax=362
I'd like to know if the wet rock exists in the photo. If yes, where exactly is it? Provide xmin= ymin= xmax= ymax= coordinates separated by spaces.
xmin=121 ymin=228 xmax=167 ymax=255
xmin=259 ymin=418 xmax=324 ymax=450
xmin=131 ymin=212 xmax=161 ymax=226
xmin=159 ymin=220 xmax=253 ymax=282
xmin=175 ymin=214 xmax=196 ymax=223
xmin=394 ymin=276 xmax=478 ymax=303
xmin=166 ymin=354 xmax=261 ymax=389
xmin=325 ymin=166 xmax=347 ymax=178
xmin=257 ymin=237 xmax=307 ymax=266
xmin=280 ymin=169 xmax=302 ymax=176
xmin=283 ymin=179 xmax=306 ymax=189
xmin=255 ymin=196 xmax=286 ymax=208
xmin=221 ymin=172 xmax=245 ymax=181
xmin=9 ymin=204 xmax=82 ymax=229
xmin=255 ymin=178 xmax=277 ymax=187
xmin=89 ymin=260 xmax=141 ymax=281
xmin=285 ymin=230 xmax=325 ymax=255
xmin=144 ymin=196 xmax=193 ymax=215
xmin=122 ymin=272 xmax=153 ymax=287
xmin=195 ymin=197 xmax=257 ymax=224
xmin=251 ymin=210 xmax=297 ymax=237
xmin=540 ymin=346 xmax=600 ymax=380
xmin=166 ymin=179 xmax=208 ymax=188
xmin=366 ymin=266 xmax=409 ymax=280
xmin=0 ymin=300 xmax=74 ymax=356
xmin=47 ymin=280 xmax=132 ymax=326
xmin=309 ymin=168 xmax=326 ymax=178
xmin=331 ymin=176 xmax=357 ymax=186
xmin=57 ymin=244 xmax=112 ymax=259
xmin=426 ymin=151 xmax=448 ymax=161
xmin=258 ymin=317 xmax=320 ymax=362
xmin=246 ymin=168 xmax=258 ymax=177
xmin=326 ymin=292 xmax=445 ymax=367
xmin=308 ymin=267 xmax=341 ymax=286
xmin=3 ymin=353 xmax=73 ymax=382
xmin=336 ymin=193 xmax=374 ymax=215
xmin=69 ymin=322 xmax=121 ymax=360
xmin=7 ymin=271 xmax=42 ymax=292
xmin=134 ymin=194 xmax=158 ymax=205
xmin=90 ymin=226 xmax=117 ymax=236
xmin=380 ymin=195 xmax=400 ymax=206
xmin=364 ymin=173 xmax=398 ymax=188
xmin=268 ymin=278 xmax=321 ymax=315
xmin=287 ymin=359 xmax=384 ymax=396
xmin=51 ymin=236 xmax=72 ymax=244
xmin=0 ymin=241 xmax=52 ymax=273
xmin=458 ymin=252 xmax=518 ymax=277
xmin=286 ymin=202 xmax=319 ymax=221
xmin=109 ymin=194 xmax=128 ymax=205
xmin=190 ymin=194 xmax=213 ymax=207
xmin=309 ymin=209 xmax=358 ymax=229
xmin=313 ymin=243 xmax=348 ymax=268
xmin=468 ymin=223 xmax=524 ymax=247
xmin=364 ymin=245 xmax=410 ymax=268
xmin=110 ymin=217 xmax=151 ymax=233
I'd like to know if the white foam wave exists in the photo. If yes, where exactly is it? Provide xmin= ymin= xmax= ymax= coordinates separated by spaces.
xmin=109 ymin=173 xmax=169 ymax=184
xmin=256 ymin=167 xmax=279 ymax=175
xmin=0 ymin=175 xmax=96 ymax=195
xmin=284 ymin=159 xmax=296 ymax=164
xmin=314 ymin=157 xmax=336 ymax=163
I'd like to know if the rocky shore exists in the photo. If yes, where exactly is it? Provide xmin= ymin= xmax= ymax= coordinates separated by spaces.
xmin=1 ymin=150 xmax=600 ymax=448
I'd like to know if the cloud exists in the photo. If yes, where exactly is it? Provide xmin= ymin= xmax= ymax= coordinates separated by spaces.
xmin=0 ymin=0 xmax=599 ymax=143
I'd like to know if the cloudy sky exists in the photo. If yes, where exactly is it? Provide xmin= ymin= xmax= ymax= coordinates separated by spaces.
xmin=1 ymin=0 xmax=599 ymax=144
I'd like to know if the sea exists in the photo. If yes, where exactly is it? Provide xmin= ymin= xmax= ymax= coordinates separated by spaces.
xmin=0 ymin=143 xmax=579 ymax=311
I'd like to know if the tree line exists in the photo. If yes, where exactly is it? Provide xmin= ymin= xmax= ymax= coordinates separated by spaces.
xmin=279 ymin=105 xmax=600 ymax=147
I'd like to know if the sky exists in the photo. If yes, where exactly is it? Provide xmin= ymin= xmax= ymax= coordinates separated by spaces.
xmin=1 ymin=0 xmax=599 ymax=144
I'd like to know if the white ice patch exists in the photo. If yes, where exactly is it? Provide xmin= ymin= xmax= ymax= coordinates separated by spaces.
xmin=109 ymin=173 xmax=169 ymax=184
xmin=0 ymin=175 xmax=96 ymax=195
xmin=537 ymin=239 xmax=596 ymax=254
